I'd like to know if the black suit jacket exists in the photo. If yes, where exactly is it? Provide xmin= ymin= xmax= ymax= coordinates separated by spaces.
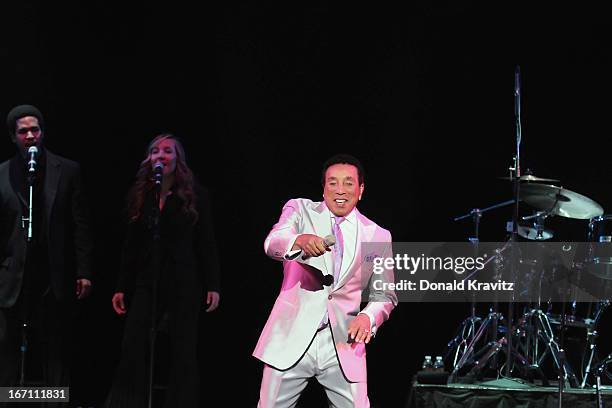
xmin=0 ymin=149 xmax=94 ymax=308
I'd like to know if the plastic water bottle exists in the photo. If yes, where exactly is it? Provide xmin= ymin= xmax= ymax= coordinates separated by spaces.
xmin=433 ymin=356 xmax=444 ymax=372
xmin=422 ymin=355 xmax=433 ymax=371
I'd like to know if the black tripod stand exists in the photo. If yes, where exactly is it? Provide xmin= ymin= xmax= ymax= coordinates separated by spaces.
xmin=147 ymin=179 xmax=163 ymax=408
xmin=18 ymin=147 xmax=39 ymax=386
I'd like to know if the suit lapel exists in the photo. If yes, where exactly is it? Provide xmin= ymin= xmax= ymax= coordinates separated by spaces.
xmin=7 ymin=158 xmax=27 ymax=209
xmin=308 ymin=202 xmax=333 ymax=275
xmin=44 ymin=151 xmax=61 ymax=235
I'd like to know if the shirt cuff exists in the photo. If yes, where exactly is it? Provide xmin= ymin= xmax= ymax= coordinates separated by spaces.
xmin=283 ymin=235 xmax=301 ymax=260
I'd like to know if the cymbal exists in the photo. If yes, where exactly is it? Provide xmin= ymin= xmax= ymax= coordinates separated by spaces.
xmin=518 ymin=225 xmax=553 ymax=241
xmin=521 ymin=184 xmax=604 ymax=220
xmin=499 ymin=174 xmax=560 ymax=182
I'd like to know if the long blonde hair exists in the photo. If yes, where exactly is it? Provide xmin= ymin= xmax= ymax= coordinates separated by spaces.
xmin=126 ymin=134 xmax=198 ymax=223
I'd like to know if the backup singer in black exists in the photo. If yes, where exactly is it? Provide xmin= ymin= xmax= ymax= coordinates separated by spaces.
xmin=0 ymin=104 xmax=94 ymax=393
xmin=105 ymin=134 xmax=221 ymax=407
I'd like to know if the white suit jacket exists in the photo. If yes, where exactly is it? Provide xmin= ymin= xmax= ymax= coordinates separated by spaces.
xmin=253 ymin=198 xmax=397 ymax=382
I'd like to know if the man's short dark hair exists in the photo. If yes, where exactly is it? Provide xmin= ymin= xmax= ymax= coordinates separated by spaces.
xmin=321 ymin=154 xmax=365 ymax=186
xmin=6 ymin=104 xmax=45 ymax=136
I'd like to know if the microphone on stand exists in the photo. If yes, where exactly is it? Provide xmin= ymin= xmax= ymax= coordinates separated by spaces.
xmin=153 ymin=162 xmax=164 ymax=185
xmin=27 ymin=146 xmax=38 ymax=173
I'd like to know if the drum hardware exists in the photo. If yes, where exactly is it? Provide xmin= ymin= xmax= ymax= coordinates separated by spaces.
xmin=445 ymin=241 xmax=513 ymax=380
xmin=452 ymin=203 xmax=516 ymax=377
xmin=447 ymin=310 xmax=505 ymax=383
xmin=441 ymin=67 xmax=610 ymax=394
xmin=447 ymin=207 xmax=611 ymax=389
xmin=518 ymin=225 xmax=554 ymax=241
xmin=594 ymin=353 xmax=612 ymax=408
xmin=581 ymin=326 xmax=599 ymax=389
xmin=579 ymin=300 xmax=610 ymax=388
xmin=585 ymin=215 xmax=612 ymax=280
xmin=446 ymin=214 xmax=610 ymax=389
xmin=465 ymin=336 xmax=508 ymax=379
xmin=498 ymin=171 xmax=560 ymax=183
xmin=518 ymin=210 xmax=554 ymax=241
xmin=516 ymin=308 xmax=580 ymax=388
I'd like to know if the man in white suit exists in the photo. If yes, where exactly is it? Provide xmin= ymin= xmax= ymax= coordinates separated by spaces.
xmin=254 ymin=154 xmax=397 ymax=408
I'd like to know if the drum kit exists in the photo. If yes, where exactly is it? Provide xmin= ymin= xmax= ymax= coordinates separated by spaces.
xmin=446 ymin=172 xmax=612 ymax=392
xmin=443 ymin=68 xmax=611 ymax=408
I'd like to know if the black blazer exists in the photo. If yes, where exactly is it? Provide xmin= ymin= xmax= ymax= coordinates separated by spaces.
xmin=116 ymin=184 xmax=220 ymax=297
xmin=0 ymin=150 xmax=94 ymax=308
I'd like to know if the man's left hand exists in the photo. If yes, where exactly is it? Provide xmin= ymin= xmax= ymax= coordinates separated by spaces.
xmin=347 ymin=314 xmax=372 ymax=344
xmin=76 ymin=278 xmax=92 ymax=300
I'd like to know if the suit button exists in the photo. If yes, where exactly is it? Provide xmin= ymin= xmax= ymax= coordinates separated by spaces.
xmin=328 ymin=295 xmax=332 ymax=300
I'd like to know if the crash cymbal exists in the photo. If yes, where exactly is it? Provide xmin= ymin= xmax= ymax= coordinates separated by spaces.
xmin=521 ymin=184 xmax=604 ymax=220
xmin=499 ymin=174 xmax=560 ymax=183
xmin=518 ymin=225 xmax=554 ymax=241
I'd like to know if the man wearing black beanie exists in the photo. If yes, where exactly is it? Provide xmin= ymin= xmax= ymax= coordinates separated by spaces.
xmin=0 ymin=104 xmax=94 ymax=394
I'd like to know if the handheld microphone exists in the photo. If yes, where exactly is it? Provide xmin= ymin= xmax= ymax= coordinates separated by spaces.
xmin=301 ymin=235 xmax=336 ymax=260
xmin=27 ymin=146 xmax=38 ymax=173
xmin=153 ymin=162 xmax=164 ymax=185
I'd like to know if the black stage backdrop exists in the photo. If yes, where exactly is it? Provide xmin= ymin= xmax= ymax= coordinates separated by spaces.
xmin=1 ymin=2 xmax=611 ymax=407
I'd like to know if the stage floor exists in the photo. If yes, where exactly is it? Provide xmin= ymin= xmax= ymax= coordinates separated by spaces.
xmin=409 ymin=379 xmax=612 ymax=407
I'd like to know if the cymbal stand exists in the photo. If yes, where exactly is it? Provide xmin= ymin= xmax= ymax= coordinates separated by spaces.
xmin=446 ymin=243 xmax=509 ymax=381
xmin=518 ymin=308 xmax=579 ymax=388
xmin=453 ymin=199 xmax=516 ymax=347
xmin=580 ymin=300 xmax=610 ymax=388
xmin=447 ymin=309 xmax=504 ymax=383
xmin=594 ymin=354 xmax=612 ymax=408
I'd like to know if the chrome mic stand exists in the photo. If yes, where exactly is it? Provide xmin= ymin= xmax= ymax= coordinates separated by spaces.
xmin=506 ymin=65 xmax=523 ymax=379
xmin=147 ymin=167 xmax=163 ymax=408
xmin=19 ymin=146 xmax=38 ymax=386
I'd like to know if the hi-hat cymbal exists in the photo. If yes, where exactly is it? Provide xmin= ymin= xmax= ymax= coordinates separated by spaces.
xmin=518 ymin=225 xmax=554 ymax=241
xmin=499 ymin=174 xmax=560 ymax=182
xmin=521 ymin=184 xmax=604 ymax=220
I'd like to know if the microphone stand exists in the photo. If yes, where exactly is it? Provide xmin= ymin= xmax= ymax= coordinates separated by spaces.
xmin=148 ymin=179 xmax=162 ymax=408
xmin=506 ymin=65 xmax=522 ymax=379
xmin=19 ymin=158 xmax=37 ymax=386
